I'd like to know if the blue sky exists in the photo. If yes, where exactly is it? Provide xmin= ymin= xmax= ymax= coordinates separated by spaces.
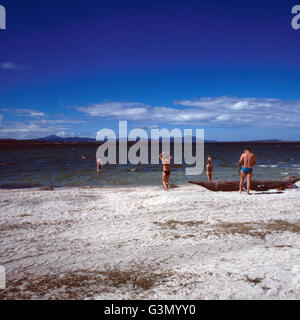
xmin=0 ymin=0 xmax=300 ymax=140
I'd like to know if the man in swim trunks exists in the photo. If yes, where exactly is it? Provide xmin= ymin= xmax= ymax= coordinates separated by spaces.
xmin=238 ymin=147 xmax=256 ymax=195
xmin=159 ymin=152 xmax=173 ymax=191
xmin=206 ymin=155 xmax=213 ymax=182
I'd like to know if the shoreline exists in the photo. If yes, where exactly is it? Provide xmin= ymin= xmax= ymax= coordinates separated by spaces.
xmin=0 ymin=177 xmax=299 ymax=191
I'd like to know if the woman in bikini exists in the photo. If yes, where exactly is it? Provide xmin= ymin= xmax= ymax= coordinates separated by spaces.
xmin=159 ymin=152 xmax=173 ymax=191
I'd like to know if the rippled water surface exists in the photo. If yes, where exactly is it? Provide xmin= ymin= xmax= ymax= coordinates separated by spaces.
xmin=0 ymin=142 xmax=300 ymax=188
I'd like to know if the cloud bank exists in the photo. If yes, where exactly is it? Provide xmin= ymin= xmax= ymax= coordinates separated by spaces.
xmin=0 ymin=109 xmax=84 ymax=139
xmin=1 ymin=97 xmax=300 ymax=139
xmin=0 ymin=122 xmax=68 ymax=139
xmin=77 ymin=97 xmax=300 ymax=128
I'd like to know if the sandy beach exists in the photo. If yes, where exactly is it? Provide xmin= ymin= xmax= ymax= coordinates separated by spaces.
xmin=0 ymin=183 xmax=300 ymax=300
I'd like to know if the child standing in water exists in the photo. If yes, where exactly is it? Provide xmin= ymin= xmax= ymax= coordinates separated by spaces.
xmin=206 ymin=155 xmax=213 ymax=182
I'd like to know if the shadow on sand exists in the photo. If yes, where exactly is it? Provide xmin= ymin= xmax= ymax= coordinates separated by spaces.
xmin=253 ymin=191 xmax=284 ymax=195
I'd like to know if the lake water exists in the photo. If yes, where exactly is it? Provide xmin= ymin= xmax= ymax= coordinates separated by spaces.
xmin=0 ymin=142 xmax=300 ymax=188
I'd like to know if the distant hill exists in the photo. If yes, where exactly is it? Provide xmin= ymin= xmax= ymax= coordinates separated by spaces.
xmin=246 ymin=139 xmax=283 ymax=143
xmin=34 ymin=135 xmax=206 ymax=143
xmin=32 ymin=136 xmax=287 ymax=143
xmin=214 ymin=139 xmax=285 ymax=143
xmin=34 ymin=135 xmax=96 ymax=142
xmin=0 ymin=136 xmax=296 ymax=144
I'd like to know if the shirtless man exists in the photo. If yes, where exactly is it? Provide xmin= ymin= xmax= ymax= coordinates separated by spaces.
xmin=159 ymin=152 xmax=173 ymax=191
xmin=96 ymin=158 xmax=103 ymax=173
xmin=206 ymin=155 xmax=213 ymax=182
xmin=238 ymin=148 xmax=256 ymax=195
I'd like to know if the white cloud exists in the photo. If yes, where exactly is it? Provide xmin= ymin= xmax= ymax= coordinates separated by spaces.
xmin=133 ymin=124 xmax=159 ymax=130
xmin=175 ymin=97 xmax=231 ymax=109
xmin=0 ymin=110 xmax=87 ymax=139
xmin=2 ymin=97 xmax=300 ymax=139
xmin=0 ymin=62 xmax=28 ymax=71
xmin=216 ymin=114 xmax=230 ymax=121
xmin=230 ymin=101 xmax=249 ymax=110
xmin=0 ymin=122 xmax=66 ymax=139
xmin=0 ymin=119 xmax=84 ymax=139
xmin=77 ymin=97 xmax=300 ymax=128
xmin=37 ymin=119 xmax=85 ymax=124
xmin=56 ymin=131 xmax=81 ymax=138
xmin=77 ymin=102 xmax=149 ymax=120
xmin=0 ymin=108 xmax=46 ymax=118
xmin=174 ymin=97 xmax=300 ymax=127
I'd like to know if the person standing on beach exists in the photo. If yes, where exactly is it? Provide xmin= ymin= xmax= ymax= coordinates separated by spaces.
xmin=206 ymin=155 xmax=213 ymax=182
xmin=159 ymin=152 xmax=173 ymax=191
xmin=238 ymin=148 xmax=256 ymax=195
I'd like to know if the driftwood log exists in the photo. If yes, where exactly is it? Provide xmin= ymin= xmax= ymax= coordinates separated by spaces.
xmin=189 ymin=177 xmax=300 ymax=192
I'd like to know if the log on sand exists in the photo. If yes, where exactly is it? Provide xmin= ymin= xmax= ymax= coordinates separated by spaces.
xmin=189 ymin=177 xmax=300 ymax=192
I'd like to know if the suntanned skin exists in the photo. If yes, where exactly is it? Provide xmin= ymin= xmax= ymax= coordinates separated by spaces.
xmin=206 ymin=155 xmax=213 ymax=182
xmin=159 ymin=152 xmax=173 ymax=191
xmin=238 ymin=149 xmax=256 ymax=195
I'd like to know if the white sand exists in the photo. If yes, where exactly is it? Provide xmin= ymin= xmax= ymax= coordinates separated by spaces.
xmin=0 ymin=184 xmax=300 ymax=300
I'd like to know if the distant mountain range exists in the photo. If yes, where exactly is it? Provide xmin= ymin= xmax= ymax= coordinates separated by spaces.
xmin=34 ymin=135 xmax=96 ymax=142
xmin=33 ymin=135 xmax=204 ymax=143
xmin=32 ymin=135 xmax=221 ymax=143
xmin=33 ymin=135 xmax=286 ymax=143
xmin=0 ymin=135 xmax=293 ymax=143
